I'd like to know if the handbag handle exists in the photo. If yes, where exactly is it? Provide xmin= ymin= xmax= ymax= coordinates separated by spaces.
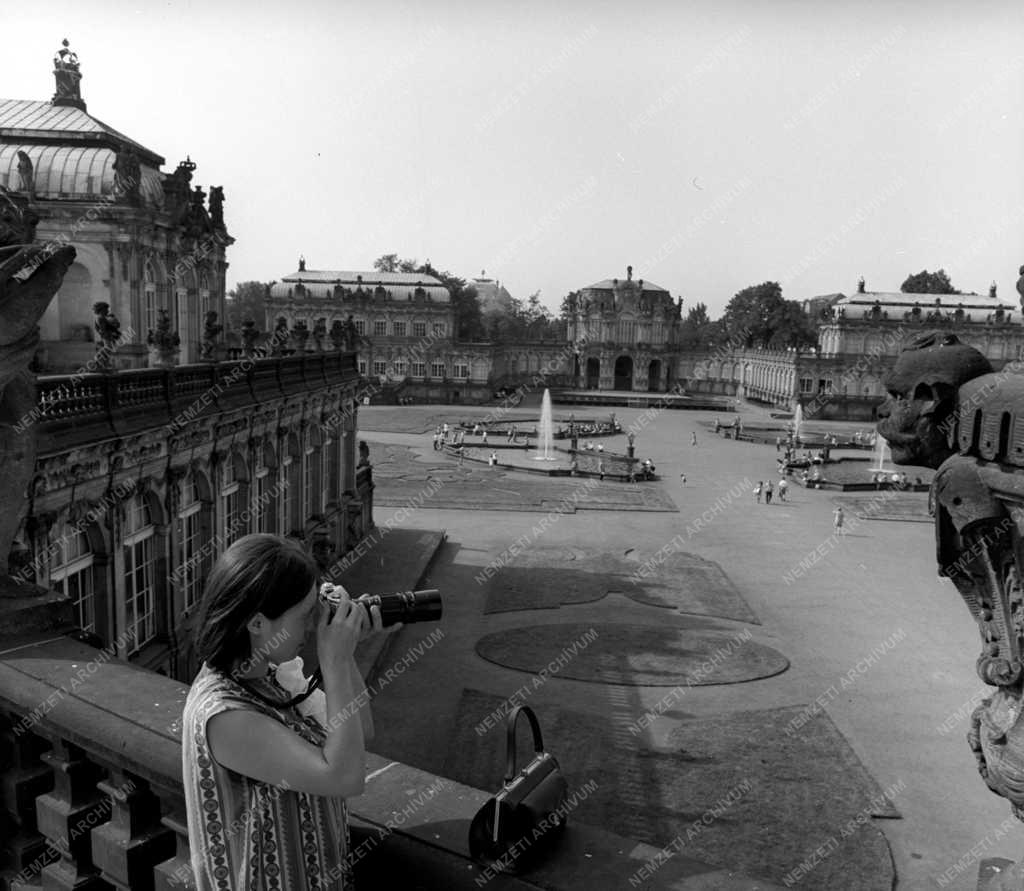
xmin=504 ymin=705 xmax=545 ymax=784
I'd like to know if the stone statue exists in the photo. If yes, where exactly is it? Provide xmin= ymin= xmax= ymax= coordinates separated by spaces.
xmin=358 ymin=440 xmax=370 ymax=467
xmin=112 ymin=149 xmax=141 ymax=202
xmin=291 ymin=320 xmax=310 ymax=353
xmin=147 ymin=308 xmax=180 ymax=368
xmin=312 ymin=318 xmax=326 ymax=352
xmin=209 ymin=186 xmax=225 ymax=229
xmin=92 ymin=301 xmax=122 ymax=371
xmin=240 ymin=319 xmax=260 ymax=356
xmin=199 ymin=310 xmax=223 ymax=361
xmin=342 ymin=314 xmax=359 ymax=351
xmin=271 ymin=316 xmax=289 ymax=356
xmin=1016 ymin=265 xmax=1024 ymax=315
xmin=0 ymin=187 xmax=76 ymax=578
xmin=329 ymin=319 xmax=346 ymax=351
xmin=878 ymin=330 xmax=1024 ymax=878
xmin=16 ymin=151 xmax=33 ymax=194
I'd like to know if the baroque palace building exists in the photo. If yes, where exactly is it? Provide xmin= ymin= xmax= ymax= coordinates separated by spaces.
xmin=565 ymin=265 xmax=683 ymax=391
xmin=0 ymin=40 xmax=233 ymax=371
xmin=686 ymin=277 xmax=1024 ymax=421
xmin=3 ymin=43 xmax=373 ymax=682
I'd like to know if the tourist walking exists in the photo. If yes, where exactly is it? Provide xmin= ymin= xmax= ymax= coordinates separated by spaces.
xmin=598 ymin=460 xmax=605 ymax=481
xmin=833 ymin=506 xmax=844 ymax=534
xmin=691 ymin=431 xmax=697 ymax=446
xmin=778 ymin=478 xmax=788 ymax=501
xmin=679 ymin=473 xmax=686 ymax=485
xmin=775 ymin=436 xmax=781 ymax=452
xmin=765 ymin=480 xmax=773 ymax=504
xmin=754 ymin=481 xmax=763 ymax=504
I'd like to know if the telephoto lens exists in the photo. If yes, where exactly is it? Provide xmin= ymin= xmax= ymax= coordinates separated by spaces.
xmin=319 ymin=584 xmax=442 ymax=627
xmin=359 ymin=589 xmax=442 ymax=627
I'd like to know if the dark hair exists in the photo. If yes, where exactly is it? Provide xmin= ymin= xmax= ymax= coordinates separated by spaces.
xmin=193 ymin=534 xmax=318 ymax=674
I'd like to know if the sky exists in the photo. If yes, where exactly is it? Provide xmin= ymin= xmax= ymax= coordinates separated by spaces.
xmin=5 ymin=0 xmax=1023 ymax=317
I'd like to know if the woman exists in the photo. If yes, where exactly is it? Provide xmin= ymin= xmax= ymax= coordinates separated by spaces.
xmin=182 ymin=534 xmax=391 ymax=890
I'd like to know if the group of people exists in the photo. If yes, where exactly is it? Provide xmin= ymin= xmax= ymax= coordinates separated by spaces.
xmin=753 ymin=478 xmax=788 ymax=504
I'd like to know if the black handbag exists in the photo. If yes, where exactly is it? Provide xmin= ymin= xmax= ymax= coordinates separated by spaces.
xmin=468 ymin=705 xmax=569 ymax=874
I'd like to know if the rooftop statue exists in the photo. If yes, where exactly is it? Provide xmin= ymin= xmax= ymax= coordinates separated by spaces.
xmin=878 ymin=329 xmax=1024 ymax=877
xmin=0 ymin=187 xmax=76 ymax=578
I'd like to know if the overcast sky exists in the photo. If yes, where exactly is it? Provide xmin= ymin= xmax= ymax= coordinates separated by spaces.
xmin=6 ymin=0 xmax=1022 ymax=316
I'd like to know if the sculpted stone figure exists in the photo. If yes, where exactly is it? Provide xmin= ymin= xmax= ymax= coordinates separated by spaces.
xmin=878 ymin=331 xmax=1024 ymax=884
xmin=0 ymin=187 xmax=76 ymax=577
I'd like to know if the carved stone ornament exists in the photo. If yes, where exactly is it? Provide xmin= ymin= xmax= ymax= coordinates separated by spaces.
xmin=0 ymin=187 xmax=76 ymax=578
xmin=878 ymin=330 xmax=1024 ymax=847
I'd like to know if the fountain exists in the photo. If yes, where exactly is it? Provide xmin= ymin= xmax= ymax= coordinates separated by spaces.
xmin=534 ymin=389 xmax=555 ymax=461
xmin=791 ymin=403 xmax=803 ymax=444
xmin=873 ymin=434 xmax=891 ymax=475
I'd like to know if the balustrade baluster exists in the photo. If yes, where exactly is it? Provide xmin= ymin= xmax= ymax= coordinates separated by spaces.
xmin=91 ymin=769 xmax=175 ymax=891
xmin=0 ymin=717 xmax=57 ymax=890
xmin=33 ymin=739 xmax=110 ymax=890
xmin=152 ymin=804 xmax=194 ymax=891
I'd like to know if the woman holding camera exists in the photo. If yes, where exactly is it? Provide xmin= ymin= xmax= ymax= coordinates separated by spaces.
xmin=182 ymin=533 xmax=388 ymax=890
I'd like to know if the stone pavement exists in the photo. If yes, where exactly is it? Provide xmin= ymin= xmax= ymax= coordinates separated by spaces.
xmin=356 ymin=400 xmax=1012 ymax=890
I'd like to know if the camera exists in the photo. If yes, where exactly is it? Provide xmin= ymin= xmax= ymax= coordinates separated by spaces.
xmin=319 ymin=583 xmax=442 ymax=628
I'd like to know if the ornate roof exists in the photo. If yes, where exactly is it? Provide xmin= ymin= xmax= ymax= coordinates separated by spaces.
xmin=271 ymin=269 xmax=450 ymax=302
xmin=835 ymin=290 xmax=1015 ymax=312
xmin=0 ymin=98 xmax=163 ymax=165
xmin=582 ymin=278 xmax=668 ymax=293
xmin=0 ymin=144 xmax=164 ymax=206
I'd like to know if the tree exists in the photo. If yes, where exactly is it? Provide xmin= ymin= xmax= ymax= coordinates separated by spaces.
xmin=373 ymin=254 xmax=418 ymax=274
xmin=722 ymin=282 xmax=784 ymax=348
xmin=900 ymin=269 xmax=961 ymax=295
xmin=559 ymin=291 xmax=579 ymax=320
xmin=721 ymin=282 xmax=816 ymax=350
xmin=225 ymin=281 xmax=271 ymax=330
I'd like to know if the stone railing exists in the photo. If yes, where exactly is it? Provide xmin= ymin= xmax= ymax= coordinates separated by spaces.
xmin=33 ymin=353 xmax=358 ymax=455
xmin=0 ymin=607 xmax=778 ymax=891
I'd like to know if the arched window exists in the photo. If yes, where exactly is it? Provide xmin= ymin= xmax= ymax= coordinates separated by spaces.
xmin=143 ymin=260 xmax=158 ymax=335
xmin=49 ymin=519 xmax=97 ymax=633
xmin=124 ymin=494 xmax=157 ymax=652
xmin=177 ymin=472 xmax=211 ymax=611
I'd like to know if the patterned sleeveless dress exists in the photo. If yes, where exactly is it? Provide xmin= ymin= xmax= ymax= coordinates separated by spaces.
xmin=183 ymin=664 xmax=353 ymax=890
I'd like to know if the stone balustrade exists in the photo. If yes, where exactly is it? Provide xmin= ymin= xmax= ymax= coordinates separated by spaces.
xmin=33 ymin=353 xmax=358 ymax=455
xmin=0 ymin=622 xmax=776 ymax=891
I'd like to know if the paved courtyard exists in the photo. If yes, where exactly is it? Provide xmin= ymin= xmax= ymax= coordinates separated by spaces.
xmin=357 ymin=401 xmax=1013 ymax=890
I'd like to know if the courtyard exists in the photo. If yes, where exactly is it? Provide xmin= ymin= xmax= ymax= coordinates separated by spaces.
xmin=354 ymin=399 xmax=1013 ymax=891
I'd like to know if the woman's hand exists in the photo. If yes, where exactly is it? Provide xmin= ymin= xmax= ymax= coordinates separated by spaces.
xmin=316 ymin=588 xmax=365 ymax=674
xmin=355 ymin=595 xmax=403 ymax=640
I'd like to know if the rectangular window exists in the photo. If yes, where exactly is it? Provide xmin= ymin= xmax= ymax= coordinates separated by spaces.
xmin=393 ymin=359 xmax=407 ymax=376
xmin=799 ymin=377 xmax=814 ymax=394
xmin=358 ymin=359 xmax=367 ymax=375
xmin=453 ymin=363 xmax=469 ymax=379
xmin=124 ymin=536 xmax=155 ymax=652
xmin=177 ymin=507 xmax=204 ymax=610
xmin=52 ymin=562 xmax=95 ymax=633
xmin=305 ymin=449 xmax=319 ymax=516
xmin=411 ymin=361 xmax=425 ymax=378
xmin=255 ymin=473 xmax=275 ymax=533
xmin=355 ymin=320 xmax=366 ymax=335
xmin=433 ymin=322 xmax=446 ymax=336
xmin=222 ymin=487 xmax=243 ymax=546
xmin=373 ymin=360 xmax=387 ymax=376
xmin=374 ymin=320 xmax=387 ymax=337
xmin=431 ymin=361 xmax=446 ymax=378
xmin=413 ymin=322 xmax=427 ymax=338
xmin=393 ymin=321 xmax=406 ymax=337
